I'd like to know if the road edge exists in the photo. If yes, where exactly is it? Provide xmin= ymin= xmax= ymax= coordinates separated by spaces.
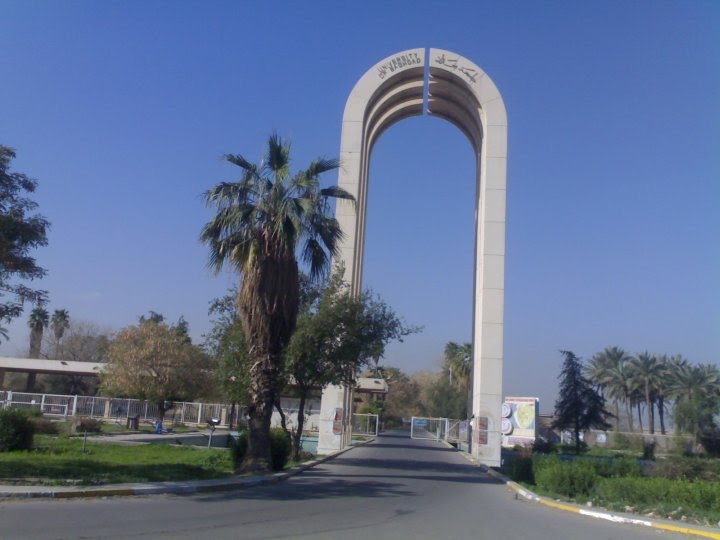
xmin=447 ymin=442 xmax=720 ymax=539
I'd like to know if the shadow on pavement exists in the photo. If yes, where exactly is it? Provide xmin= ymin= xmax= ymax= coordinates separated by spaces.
xmin=192 ymin=476 xmax=415 ymax=502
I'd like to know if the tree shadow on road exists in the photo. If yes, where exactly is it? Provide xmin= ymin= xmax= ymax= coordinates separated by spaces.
xmin=191 ymin=475 xmax=415 ymax=502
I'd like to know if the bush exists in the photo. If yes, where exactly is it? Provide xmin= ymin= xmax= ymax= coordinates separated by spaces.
xmin=532 ymin=438 xmax=557 ymax=454
xmin=534 ymin=456 xmax=598 ymax=499
xmin=648 ymin=456 xmax=720 ymax=482
xmin=0 ymin=409 xmax=35 ymax=451
xmin=231 ymin=429 xmax=290 ymax=471
xmin=270 ymin=428 xmax=291 ymax=470
xmin=231 ymin=431 xmax=248 ymax=467
xmin=509 ymin=456 xmax=534 ymax=483
xmin=28 ymin=416 xmax=59 ymax=435
xmin=70 ymin=417 xmax=102 ymax=434
xmin=595 ymin=477 xmax=720 ymax=514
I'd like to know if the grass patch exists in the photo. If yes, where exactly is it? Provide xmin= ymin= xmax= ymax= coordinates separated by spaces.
xmin=0 ymin=435 xmax=233 ymax=485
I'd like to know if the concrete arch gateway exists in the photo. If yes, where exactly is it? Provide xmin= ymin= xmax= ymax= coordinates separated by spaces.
xmin=317 ymin=48 xmax=507 ymax=466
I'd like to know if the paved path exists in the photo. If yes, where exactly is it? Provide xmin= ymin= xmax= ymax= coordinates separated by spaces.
xmin=0 ymin=431 xmax=696 ymax=539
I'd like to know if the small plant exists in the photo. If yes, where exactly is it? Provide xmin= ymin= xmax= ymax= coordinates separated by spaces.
xmin=0 ymin=409 xmax=35 ymax=451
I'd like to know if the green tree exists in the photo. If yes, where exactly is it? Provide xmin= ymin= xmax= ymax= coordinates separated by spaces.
xmin=200 ymin=134 xmax=353 ymax=472
xmin=0 ymin=146 xmax=49 ymax=337
xmin=553 ymin=350 xmax=612 ymax=453
xmin=204 ymin=289 xmax=252 ymax=428
xmin=285 ymin=271 xmax=414 ymax=459
xmin=101 ymin=319 xmax=210 ymax=423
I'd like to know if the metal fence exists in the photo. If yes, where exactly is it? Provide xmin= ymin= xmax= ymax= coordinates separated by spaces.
xmin=352 ymin=413 xmax=379 ymax=436
xmin=410 ymin=416 xmax=466 ymax=443
xmin=0 ymin=390 xmax=316 ymax=430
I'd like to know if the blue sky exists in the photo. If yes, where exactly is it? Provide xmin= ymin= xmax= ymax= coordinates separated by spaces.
xmin=1 ymin=1 xmax=718 ymax=409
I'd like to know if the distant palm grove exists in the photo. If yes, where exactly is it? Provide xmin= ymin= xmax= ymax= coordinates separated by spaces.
xmin=586 ymin=346 xmax=719 ymax=442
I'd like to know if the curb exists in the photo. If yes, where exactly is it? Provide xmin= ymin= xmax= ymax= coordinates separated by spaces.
xmin=0 ymin=438 xmax=373 ymax=500
xmin=443 ymin=441 xmax=720 ymax=539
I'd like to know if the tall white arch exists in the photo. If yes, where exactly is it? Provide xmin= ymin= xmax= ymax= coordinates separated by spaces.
xmin=318 ymin=48 xmax=507 ymax=466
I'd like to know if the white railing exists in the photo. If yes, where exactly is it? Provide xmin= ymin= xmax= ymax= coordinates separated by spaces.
xmin=352 ymin=413 xmax=379 ymax=436
xmin=0 ymin=390 xmax=321 ymax=430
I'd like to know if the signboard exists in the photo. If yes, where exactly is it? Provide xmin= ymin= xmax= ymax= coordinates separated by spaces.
xmin=501 ymin=397 xmax=539 ymax=447
xmin=414 ymin=419 xmax=428 ymax=426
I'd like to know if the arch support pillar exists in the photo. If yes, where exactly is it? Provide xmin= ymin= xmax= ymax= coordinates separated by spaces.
xmin=317 ymin=49 xmax=507 ymax=467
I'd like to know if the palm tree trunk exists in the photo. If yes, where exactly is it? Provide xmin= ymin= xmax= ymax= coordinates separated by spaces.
xmin=614 ymin=400 xmax=620 ymax=431
xmin=658 ymin=396 xmax=666 ymax=435
xmin=625 ymin=399 xmax=634 ymax=432
xmin=637 ymin=402 xmax=644 ymax=432
xmin=243 ymin=353 xmax=276 ymax=473
xmin=646 ymin=386 xmax=655 ymax=434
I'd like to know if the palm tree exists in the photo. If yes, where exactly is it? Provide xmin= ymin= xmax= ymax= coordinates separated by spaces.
xmin=51 ymin=309 xmax=70 ymax=359
xmin=26 ymin=306 xmax=49 ymax=391
xmin=588 ymin=347 xmax=631 ymax=431
xmin=668 ymin=359 xmax=720 ymax=443
xmin=201 ymin=134 xmax=353 ymax=472
xmin=444 ymin=341 xmax=472 ymax=418
xmin=630 ymin=352 xmax=663 ymax=433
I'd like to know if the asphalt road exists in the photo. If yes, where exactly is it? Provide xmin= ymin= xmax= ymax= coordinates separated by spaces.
xmin=0 ymin=431 xmax=689 ymax=539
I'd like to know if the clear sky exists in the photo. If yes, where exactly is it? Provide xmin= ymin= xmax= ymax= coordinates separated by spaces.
xmin=1 ymin=1 xmax=718 ymax=410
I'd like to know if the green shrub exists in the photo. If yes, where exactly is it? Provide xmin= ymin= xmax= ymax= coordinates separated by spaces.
xmin=648 ymin=456 xmax=720 ymax=482
xmin=595 ymin=477 xmax=720 ymax=514
xmin=534 ymin=456 xmax=598 ymax=499
xmin=231 ymin=431 xmax=248 ymax=467
xmin=23 ymin=407 xmax=44 ymax=418
xmin=70 ymin=417 xmax=102 ymax=434
xmin=532 ymin=438 xmax=556 ymax=454
xmin=231 ymin=429 xmax=291 ymax=471
xmin=28 ymin=416 xmax=59 ymax=435
xmin=509 ymin=456 xmax=534 ymax=483
xmin=0 ymin=409 xmax=35 ymax=451
xmin=270 ymin=428 xmax=291 ymax=470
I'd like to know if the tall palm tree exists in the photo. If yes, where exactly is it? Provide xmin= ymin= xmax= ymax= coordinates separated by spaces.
xmin=444 ymin=341 xmax=472 ymax=418
xmin=630 ymin=352 xmax=663 ymax=433
xmin=51 ymin=309 xmax=70 ymax=359
xmin=588 ymin=346 xmax=631 ymax=431
xmin=201 ymin=134 xmax=353 ymax=472
xmin=26 ymin=306 xmax=49 ymax=391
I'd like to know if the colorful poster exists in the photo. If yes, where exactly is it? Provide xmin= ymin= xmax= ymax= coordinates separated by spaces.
xmin=501 ymin=397 xmax=538 ymax=447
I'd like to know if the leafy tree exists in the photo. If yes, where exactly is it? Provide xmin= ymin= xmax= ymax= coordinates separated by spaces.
xmin=376 ymin=366 xmax=426 ymax=425
xmin=553 ymin=350 xmax=612 ymax=453
xmin=101 ymin=319 xmax=210 ymax=423
xmin=284 ymin=271 xmax=414 ymax=459
xmin=200 ymin=134 xmax=353 ymax=472
xmin=425 ymin=375 xmax=466 ymax=419
xmin=0 ymin=145 xmax=49 ymax=338
xmin=41 ymin=320 xmax=111 ymax=395
xmin=669 ymin=360 xmax=720 ymax=444
xmin=204 ymin=289 xmax=252 ymax=428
